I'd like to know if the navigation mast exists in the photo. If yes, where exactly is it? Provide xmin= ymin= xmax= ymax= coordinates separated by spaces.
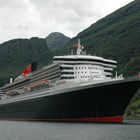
xmin=76 ymin=39 xmax=84 ymax=55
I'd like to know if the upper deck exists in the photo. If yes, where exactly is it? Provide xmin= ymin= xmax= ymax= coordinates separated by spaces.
xmin=54 ymin=55 xmax=117 ymax=66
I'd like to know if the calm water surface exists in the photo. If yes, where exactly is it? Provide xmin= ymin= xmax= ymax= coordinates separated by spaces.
xmin=0 ymin=120 xmax=139 ymax=140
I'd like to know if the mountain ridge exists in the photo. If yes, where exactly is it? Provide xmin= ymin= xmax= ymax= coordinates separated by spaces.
xmin=46 ymin=32 xmax=70 ymax=49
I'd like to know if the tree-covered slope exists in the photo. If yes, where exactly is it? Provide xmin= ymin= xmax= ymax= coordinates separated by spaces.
xmin=0 ymin=37 xmax=53 ymax=86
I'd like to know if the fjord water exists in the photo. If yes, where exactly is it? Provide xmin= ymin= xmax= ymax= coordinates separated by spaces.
xmin=0 ymin=120 xmax=140 ymax=140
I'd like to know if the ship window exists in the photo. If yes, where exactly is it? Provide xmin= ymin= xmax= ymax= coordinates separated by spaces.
xmin=61 ymin=67 xmax=73 ymax=70
xmin=61 ymin=72 xmax=74 ymax=74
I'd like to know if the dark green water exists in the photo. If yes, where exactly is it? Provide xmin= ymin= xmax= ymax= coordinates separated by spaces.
xmin=0 ymin=120 xmax=139 ymax=140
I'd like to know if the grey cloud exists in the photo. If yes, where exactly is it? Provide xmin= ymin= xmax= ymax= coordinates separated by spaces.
xmin=0 ymin=0 xmax=133 ymax=43
xmin=28 ymin=0 xmax=97 ymax=33
xmin=0 ymin=0 xmax=26 ymax=9
xmin=29 ymin=0 xmax=95 ymax=17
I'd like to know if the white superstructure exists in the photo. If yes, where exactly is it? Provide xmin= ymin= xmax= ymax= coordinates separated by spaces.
xmin=54 ymin=40 xmax=117 ymax=81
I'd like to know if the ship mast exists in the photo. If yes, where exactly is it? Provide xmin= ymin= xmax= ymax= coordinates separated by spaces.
xmin=76 ymin=39 xmax=83 ymax=55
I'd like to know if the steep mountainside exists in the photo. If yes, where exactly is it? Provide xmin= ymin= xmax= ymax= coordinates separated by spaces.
xmin=55 ymin=0 xmax=140 ymax=77
xmin=0 ymin=37 xmax=53 ymax=86
xmin=46 ymin=32 xmax=70 ymax=49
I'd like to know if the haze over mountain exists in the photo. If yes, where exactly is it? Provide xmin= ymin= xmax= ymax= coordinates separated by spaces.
xmin=46 ymin=32 xmax=70 ymax=49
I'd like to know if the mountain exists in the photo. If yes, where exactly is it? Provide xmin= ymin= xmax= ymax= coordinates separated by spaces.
xmin=46 ymin=32 xmax=70 ymax=49
xmin=0 ymin=37 xmax=53 ymax=86
xmin=0 ymin=32 xmax=70 ymax=86
xmin=54 ymin=0 xmax=140 ymax=77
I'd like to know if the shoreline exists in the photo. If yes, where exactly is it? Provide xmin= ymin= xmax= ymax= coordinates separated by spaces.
xmin=125 ymin=116 xmax=140 ymax=121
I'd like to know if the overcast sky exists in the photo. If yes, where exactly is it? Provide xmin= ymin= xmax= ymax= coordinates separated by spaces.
xmin=0 ymin=0 xmax=133 ymax=43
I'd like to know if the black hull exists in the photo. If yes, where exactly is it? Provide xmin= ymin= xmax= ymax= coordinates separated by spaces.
xmin=0 ymin=79 xmax=140 ymax=123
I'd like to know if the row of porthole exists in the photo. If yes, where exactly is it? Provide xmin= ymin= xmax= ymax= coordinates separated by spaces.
xmin=75 ymin=76 xmax=90 ymax=79
xmin=75 ymin=66 xmax=101 ymax=70
xmin=75 ymin=75 xmax=102 ymax=79
xmin=75 ymin=71 xmax=87 ymax=74
xmin=75 ymin=71 xmax=99 ymax=74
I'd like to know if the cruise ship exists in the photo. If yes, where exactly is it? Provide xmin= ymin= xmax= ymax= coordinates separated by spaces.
xmin=0 ymin=40 xmax=140 ymax=123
